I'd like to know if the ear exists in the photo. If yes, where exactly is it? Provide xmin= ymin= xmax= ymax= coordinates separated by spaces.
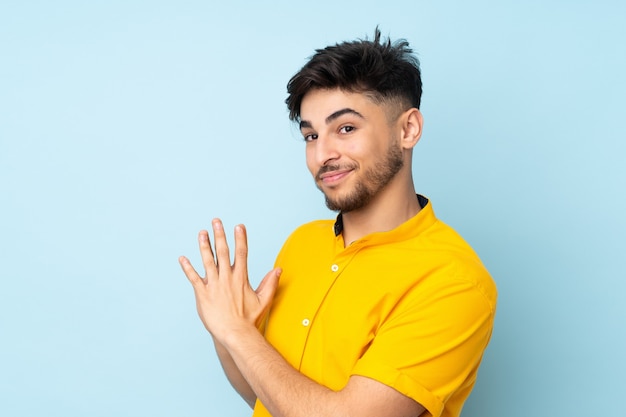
xmin=399 ymin=108 xmax=423 ymax=150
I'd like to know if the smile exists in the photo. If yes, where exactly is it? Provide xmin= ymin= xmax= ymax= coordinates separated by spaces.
xmin=318 ymin=169 xmax=353 ymax=185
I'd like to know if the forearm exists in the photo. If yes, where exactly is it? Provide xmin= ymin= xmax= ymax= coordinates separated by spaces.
xmin=221 ymin=325 xmax=343 ymax=417
xmin=213 ymin=336 xmax=257 ymax=408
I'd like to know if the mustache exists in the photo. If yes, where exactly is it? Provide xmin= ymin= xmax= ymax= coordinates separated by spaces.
xmin=315 ymin=164 xmax=358 ymax=181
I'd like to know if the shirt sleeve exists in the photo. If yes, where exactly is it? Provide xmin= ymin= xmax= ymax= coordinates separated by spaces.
xmin=350 ymin=275 xmax=496 ymax=417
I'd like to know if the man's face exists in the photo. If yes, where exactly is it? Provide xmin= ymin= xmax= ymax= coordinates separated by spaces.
xmin=299 ymin=88 xmax=404 ymax=212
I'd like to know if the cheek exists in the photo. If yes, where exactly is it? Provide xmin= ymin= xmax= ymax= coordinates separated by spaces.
xmin=343 ymin=141 xmax=361 ymax=157
xmin=305 ymin=146 xmax=317 ymax=175
xmin=342 ymin=139 xmax=372 ymax=165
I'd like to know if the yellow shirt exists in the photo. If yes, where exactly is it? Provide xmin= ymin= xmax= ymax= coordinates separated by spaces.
xmin=253 ymin=197 xmax=497 ymax=417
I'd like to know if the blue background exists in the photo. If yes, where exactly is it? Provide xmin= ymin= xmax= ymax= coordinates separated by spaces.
xmin=1 ymin=1 xmax=624 ymax=416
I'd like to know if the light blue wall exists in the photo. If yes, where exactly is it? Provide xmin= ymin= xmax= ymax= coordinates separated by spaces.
xmin=1 ymin=1 xmax=624 ymax=416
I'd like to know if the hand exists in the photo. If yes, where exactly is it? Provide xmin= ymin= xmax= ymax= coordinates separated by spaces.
xmin=179 ymin=219 xmax=281 ymax=342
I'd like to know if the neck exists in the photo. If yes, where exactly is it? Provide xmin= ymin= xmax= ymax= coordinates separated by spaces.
xmin=341 ymin=174 xmax=420 ymax=246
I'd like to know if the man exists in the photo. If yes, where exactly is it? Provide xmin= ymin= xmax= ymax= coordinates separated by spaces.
xmin=179 ymin=29 xmax=497 ymax=417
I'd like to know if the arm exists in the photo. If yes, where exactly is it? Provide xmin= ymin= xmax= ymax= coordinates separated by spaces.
xmin=212 ymin=337 xmax=256 ymax=408
xmin=221 ymin=322 xmax=425 ymax=417
xmin=179 ymin=219 xmax=425 ymax=417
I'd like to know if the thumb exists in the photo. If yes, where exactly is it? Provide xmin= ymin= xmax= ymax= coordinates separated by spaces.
xmin=256 ymin=267 xmax=281 ymax=308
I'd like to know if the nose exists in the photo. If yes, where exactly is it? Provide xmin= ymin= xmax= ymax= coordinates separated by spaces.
xmin=312 ymin=134 xmax=340 ymax=167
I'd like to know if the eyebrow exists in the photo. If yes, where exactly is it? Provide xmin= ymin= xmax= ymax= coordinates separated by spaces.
xmin=299 ymin=108 xmax=365 ymax=130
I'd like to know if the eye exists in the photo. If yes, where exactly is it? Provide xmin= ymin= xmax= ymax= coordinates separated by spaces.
xmin=303 ymin=133 xmax=318 ymax=142
xmin=339 ymin=125 xmax=355 ymax=134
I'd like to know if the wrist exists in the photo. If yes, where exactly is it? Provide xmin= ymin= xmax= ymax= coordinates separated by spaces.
xmin=219 ymin=322 xmax=262 ymax=352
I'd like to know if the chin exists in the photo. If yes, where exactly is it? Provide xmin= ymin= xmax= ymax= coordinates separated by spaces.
xmin=323 ymin=190 xmax=373 ymax=213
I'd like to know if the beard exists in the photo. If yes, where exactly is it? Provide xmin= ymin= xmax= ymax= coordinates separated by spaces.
xmin=317 ymin=142 xmax=404 ymax=212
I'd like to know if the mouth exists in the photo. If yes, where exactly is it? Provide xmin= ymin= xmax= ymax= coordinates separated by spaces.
xmin=316 ymin=167 xmax=354 ymax=186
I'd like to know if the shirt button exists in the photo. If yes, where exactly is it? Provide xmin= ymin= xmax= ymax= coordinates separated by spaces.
xmin=331 ymin=264 xmax=339 ymax=272
xmin=302 ymin=318 xmax=310 ymax=326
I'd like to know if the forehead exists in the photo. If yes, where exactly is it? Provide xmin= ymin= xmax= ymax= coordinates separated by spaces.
xmin=299 ymin=88 xmax=399 ymax=126
xmin=300 ymin=89 xmax=380 ymax=120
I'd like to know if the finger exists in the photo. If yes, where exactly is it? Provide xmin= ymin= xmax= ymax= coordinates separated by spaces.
xmin=178 ymin=256 xmax=204 ymax=286
xmin=198 ymin=229 xmax=216 ymax=277
xmin=256 ymin=268 xmax=281 ymax=309
xmin=212 ymin=218 xmax=231 ymax=275
xmin=233 ymin=224 xmax=249 ymax=280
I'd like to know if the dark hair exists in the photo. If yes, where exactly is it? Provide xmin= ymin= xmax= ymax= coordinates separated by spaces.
xmin=285 ymin=28 xmax=422 ymax=121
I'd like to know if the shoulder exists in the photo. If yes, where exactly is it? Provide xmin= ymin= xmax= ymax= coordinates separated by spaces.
xmin=417 ymin=219 xmax=497 ymax=311
xmin=371 ymin=214 xmax=496 ymax=311
xmin=274 ymin=219 xmax=336 ymax=262
xmin=283 ymin=219 xmax=336 ymax=245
